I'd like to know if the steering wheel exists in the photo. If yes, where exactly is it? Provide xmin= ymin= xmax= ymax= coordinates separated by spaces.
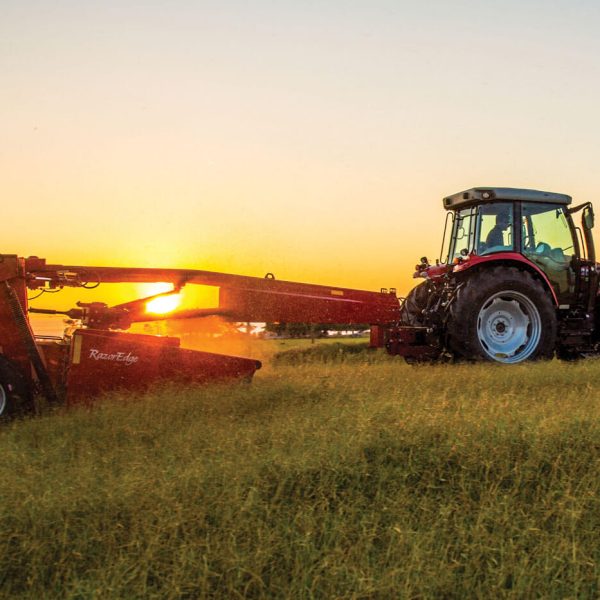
xmin=535 ymin=242 xmax=552 ymax=256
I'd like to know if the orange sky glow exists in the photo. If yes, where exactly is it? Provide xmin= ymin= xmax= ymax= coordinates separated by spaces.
xmin=3 ymin=1 xmax=600 ymax=318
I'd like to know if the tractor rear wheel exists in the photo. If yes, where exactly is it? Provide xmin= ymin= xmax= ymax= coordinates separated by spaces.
xmin=0 ymin=357 xmax=33 ymax=420
xmin=448 ymin=267 xmax=556 ymax=363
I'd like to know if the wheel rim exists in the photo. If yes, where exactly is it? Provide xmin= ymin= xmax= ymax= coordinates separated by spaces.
xmin=477 ymin=291 xmax=542 ymax=363
xmin=0 ymin=384 xmax=6 ymax=417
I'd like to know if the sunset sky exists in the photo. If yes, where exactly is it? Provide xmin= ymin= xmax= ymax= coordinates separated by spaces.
xmin=3 ymin=0 xmax=600 ymax=311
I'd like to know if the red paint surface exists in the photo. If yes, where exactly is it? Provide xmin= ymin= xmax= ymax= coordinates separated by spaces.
xmin=65 ymin=329 xmax=260 ymax=404
xmin=420 ymin=263 xmax=452 ymax=281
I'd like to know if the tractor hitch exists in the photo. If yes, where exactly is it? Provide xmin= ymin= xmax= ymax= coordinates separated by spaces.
xmin=385 ymin=326 xmax=440 ymax=360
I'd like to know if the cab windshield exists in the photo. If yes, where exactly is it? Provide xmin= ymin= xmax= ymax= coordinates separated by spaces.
xmin=446 ymin=202 xmax=514 ymax=261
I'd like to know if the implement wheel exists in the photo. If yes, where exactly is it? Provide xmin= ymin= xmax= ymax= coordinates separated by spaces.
xmin=448 ymin=267 xmax=556 ymax=363
xmin=0 ymin=357 xmax=33 ymax=420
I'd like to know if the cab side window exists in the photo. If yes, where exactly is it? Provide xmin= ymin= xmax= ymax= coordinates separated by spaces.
xmin=521 ymin=202 xmax=576 ymax=298
xmin=521 ymin=203 xmax=575 ymax=265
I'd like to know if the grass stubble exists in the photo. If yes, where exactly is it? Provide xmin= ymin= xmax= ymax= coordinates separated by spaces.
xmin=1 ymin=345 xmax=599 ymax=598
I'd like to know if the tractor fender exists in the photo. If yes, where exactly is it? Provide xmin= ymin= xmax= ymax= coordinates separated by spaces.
xmin=452 ymin=253 xmax=559 ymax=306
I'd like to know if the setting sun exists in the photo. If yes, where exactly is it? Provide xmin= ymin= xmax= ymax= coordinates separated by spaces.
xmin=145 ymin=293 xmax=182 ymax=315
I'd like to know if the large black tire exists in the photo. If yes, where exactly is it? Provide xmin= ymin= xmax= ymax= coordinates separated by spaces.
xmin=0 ymin=356 xmax=33 ymax=421
xmin=402 ymin=282 xmax=430 ymax=326
xmin=448 ymin=267 xmax=556 ymax=363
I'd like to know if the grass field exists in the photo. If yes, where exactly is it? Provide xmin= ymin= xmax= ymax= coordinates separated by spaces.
xmin=1 ymin=344 xmax=600 ymax=598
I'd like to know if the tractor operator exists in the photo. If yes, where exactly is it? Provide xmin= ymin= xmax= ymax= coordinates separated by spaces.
xmin=486 ymin=211 xmax=511 ymax=248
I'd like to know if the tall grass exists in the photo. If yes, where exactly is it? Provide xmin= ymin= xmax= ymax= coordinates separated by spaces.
xmin=1 ymin=352 xmax=600 ymax=598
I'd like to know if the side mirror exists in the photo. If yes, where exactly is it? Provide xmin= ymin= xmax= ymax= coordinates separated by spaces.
xmin=583 ymin=206 xmax=595 ymax=230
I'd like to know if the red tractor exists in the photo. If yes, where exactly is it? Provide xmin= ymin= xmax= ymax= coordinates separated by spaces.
xmin=387 ymin=187 xmax=597 ymax=363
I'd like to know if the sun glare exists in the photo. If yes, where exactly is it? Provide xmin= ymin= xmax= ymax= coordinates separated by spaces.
xmin=146 ymin=293 xmax=182 ymax=314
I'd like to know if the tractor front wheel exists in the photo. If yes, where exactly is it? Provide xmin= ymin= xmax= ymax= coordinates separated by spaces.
xmin=448 ymin=267 xmax=556 ymax=363
xmin=402 ymin=282 xmax=430 ymax=325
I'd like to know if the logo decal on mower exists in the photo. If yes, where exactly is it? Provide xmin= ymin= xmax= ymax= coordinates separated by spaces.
xmin=88 ymin=348 xmax=139 ymax=365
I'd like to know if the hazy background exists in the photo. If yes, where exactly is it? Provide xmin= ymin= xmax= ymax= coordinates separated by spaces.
xmin=3 ymin=0 xmax=600 ymax=307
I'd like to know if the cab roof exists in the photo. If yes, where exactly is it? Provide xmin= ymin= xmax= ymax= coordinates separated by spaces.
xmin=443 ymin=187 xmax=572 ymax=210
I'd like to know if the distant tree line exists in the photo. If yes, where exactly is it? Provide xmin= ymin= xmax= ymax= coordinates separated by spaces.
xmin=264 ymin=322 xmax=370 ymax=338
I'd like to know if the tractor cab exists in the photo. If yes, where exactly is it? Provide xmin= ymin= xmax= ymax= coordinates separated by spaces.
xmin=441 ymin=187 xmax=596 ymax=306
